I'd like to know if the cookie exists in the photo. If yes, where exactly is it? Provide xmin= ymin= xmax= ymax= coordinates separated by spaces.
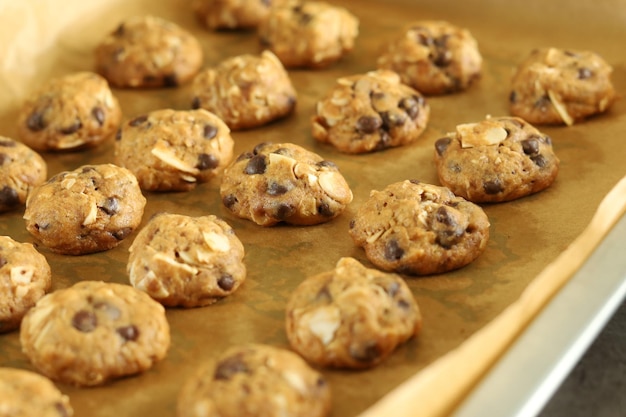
xmin=220 ymin=142 xmax=353 ymax=226
xmin=257 ymin=0 xmax=359 ymax=68
xmin=16 ymin=72 xmax=121 ymax=151
xmin=349 ymin=180 xmax=490 ymax=275
xmin=509 ymin=48 xmax=617 ymax=126
xmin=286 ymin=257 xmax=421 ymax=369
xmin=176 ymin=343 xmax=331 ymax=417
xmin=0 ymin=137 xmax=47 ymax=213
xmin=193 ymin=0 xmax=277 ymax=30
xmin=312 ymin=70 xmax=430 ymax=154
xmin=115 ymin=109 xmax=234 ymax=192
xmin=19 ymin=281 xmax=170 ymax=387
xmin=377 ymin=20 xmax=482 ymax=95
xmin=23 ymin=164 xmax=146 ymax=255
xmin=128 ymin=213 xmax=246 ymax=307
xmin=434 ymin=116 xmax=560 ymax=203
xmin=95 ymin=15 xmax=203 ymax=88
xmin=0 ymin=236 xmax=51 ymax=333
xmin=191 ymin=50 xmax=297 ymax=130
xmin=0 ymin=368 xmax=73 ymax=417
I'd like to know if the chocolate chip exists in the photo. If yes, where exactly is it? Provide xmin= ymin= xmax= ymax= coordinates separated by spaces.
xmin=275 ymin=203 xmax=294 ymax=220
xmin=99 ymin=197 xmax=119 ymax=215
xmin=116 ymin=325 xmax=139 ymax=341
xmin=60 ymin=120 xmax=82 ymax=135
xmin=218 ymin=274 xmax=235 ymax=291
xmin=509 ymin=91 xmax=517 ymax=103
xmin=381 ymin=111 xmax=407 ymax=129
xmin=432 ymin=206 xmax=464 ymax=248
xmin=214 ymin=354 xmax=249 ymax=380
xmin=0 ymin=256 xmax=7 ymax=268
xmin=435 ymin=137 xmax=452 ymax=156
xmin=316 ymin=285 xmax=332 ymax=303
xmin=531 ymin=154 xmax=547 ymax=167
xmin=0 ymin=139 xmax=15 ymax=147
xmin=112 ymin=227 xmax=132 ymax=240
xmin=483 ymin=179 xmax=504 ymax=195
xmin=267 ymin=182 xmax=289 ymax=196
xmin=349 ymin=219 xmax=356 ymax=229
xmin=399 ymin=96 xmax=421 ymax=119
xmin=0 ymin=186 xmax=19 ymax=208
xmin=435 ymin=206 xmax=452 ymax=225
xmin=72 ymin=310 xmax=97 ymax=332
xmin=93 ymin=301 xmax=121 ymax=320
xmin=543 ymin=135 xmax=553 ymax=146
xmin=398 ymin=299 xmax=411 ymax=309
xmin=92 ymin=107 xmax=105 ymax=125
xmin=409 ymin=179 xmax=421 ymax=185
xmin=433 ymin=49 xmax=452 ymax=67
xmin=223 ymin=194 xmax=238 ymax=209
xmin=236 ymin=152 xmax=254 ymax=162
xmin=318 ymin=202 xmax=334 ymax=217
xmin=129 ymin=115 xmax=148 ymax=127
xmin=26 ymin=110 xmax=47 ymax=131
xmin=355 ymin=115 xmax=382 ymax=134
xmin=374 ymin=131 xmax=392 ymax=151
xmin=350 ymin=341 xmax=381 ymax=363
xmin=203 ymin=124 xmax=218 ymax=140
xmin=191 ymin=96 xmax=201 ymax=109
xmin=578 ymin=67 xmax=593 ymax=79
xmin=163 ymin=74 xmax=178 ymax=87
xmin=244 ymin=155 xmax=267 ymax=175
xmin=113 ymin=23 xmax=125 ymax=37
xmin=534 ymin=95 xmax=550 ymax=110
xmin=521 ymin=138 xmax=540 ymax=155
xmin=317 ymin=160 xmax=337 ymax=169
xmin=384 ymin=239 xmax=404 ymax=261
xmin=34 ymin=222 xmax=50 ymax=231
xmin=115 ymin=128 xmax=122 ymax=141
xmin=415 ymin=32 xmax=433 ymax=47
xmin=197 ymin=153 xmax=219 ymax=170
xmin=253 ymin=142 xmax=271 ymax=154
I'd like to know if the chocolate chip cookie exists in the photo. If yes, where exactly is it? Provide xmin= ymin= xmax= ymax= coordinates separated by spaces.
xmin=220 ymin=142 xmax=353 ymax=226
xmin=17 ymin=72 xmax=121 ymax=151
xmin=377 ymin=20 xmax=482 ymax=95
xmin=95 ymin=15 xmax=203 ymax=88
xmin=128 ymin=213 xmax=246 ymax=307
xmin=312 ymin=70 xmax=429 ymax=154
xmin=23 ymin=164 xmax=146 ymax=255
xmin=115 ymin=109 xmax=234 ymax=191
xmin=0 ymin=137 xmax=47 ymax=213
xmin=0 ymin=236 xmax=51 ymax=333
xmin=19 ymin=281 xmax=170 ymax=387
xmin=191 ymin=50 xmax=297 ymax=130
xmin=509 ymin=48 xmax=616 ymax=125
xmin=286 ymin=257 xmax=421 ymax=369
xmin=177 ymin=343 xmax=331 ymax=417
xmin=193 ymin=0 xmax=277 ymax=30
xmin=258 ymin=0 xmax=359 ymax=68
xmin=349 ymin=180 xmax=490 ymax=275
xmin=0 ymin=368 xmax=73 ymax=416
xmin=434 ymin=116 xmax=560 ymax=203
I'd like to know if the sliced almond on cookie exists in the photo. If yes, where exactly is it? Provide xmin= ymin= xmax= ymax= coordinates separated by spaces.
xmin=457 ymin=120 xmax=508 ymax=148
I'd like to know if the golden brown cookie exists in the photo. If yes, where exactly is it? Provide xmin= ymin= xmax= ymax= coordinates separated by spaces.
xmin=349 ymin=180 xmax=490 ymax=275
xmin=19 ymin=281 xmax=170 ymax=387
xmin=23 ymin=164 xmax=146 ymax=255
xmin=509 ymin=48 xmax=617 ymax=125
xmin=193 ymin=0 xmax=277 ymax=30
xmin=286 ymin=257 xmax=421 ymax=369
xmin=220 ymin=142 xmax=353 ymax=226
xmin=434 ymin=116 xmax=560 ymax=203
xmin=191 ymin=50 xmax=297 ymax=130
xmin=16 ymin=72 xmax=121 ymax=151
xmin=0 ymin=368 xmax=73 ymax=416
xmin=177 ymin=343 xmax=331 ymax=417
xmin=258 ymin=0 xmax=359 ymax=68
xmin=312 ymin=70 xmax=430 ymax=154
xmin=377 ymin=20 xmax=482 ymax=95
xmin=115 ymin=109 xmax=234 ymax=192
xmin=95 ymin=15 xmax=203 ymax=88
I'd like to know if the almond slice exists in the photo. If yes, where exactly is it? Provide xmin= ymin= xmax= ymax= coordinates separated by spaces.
xmin=151 ymin=140 xmax=199 ymax=174
xmin=457 ymin=120 xmax=508 ymax=148
xmin=547 ymin=90 xmax=574 ymax=126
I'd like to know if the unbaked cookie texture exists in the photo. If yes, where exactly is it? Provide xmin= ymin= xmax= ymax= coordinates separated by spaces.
xmin=377 ymin=20 xmax=482 ymax=95
xmin=220 ymin=142 xmax=353 ymax=226
xmin=349 ymin=180 xmax=490 ymax=275
xmin=434 ymin=116 xmax=560 ymax=203
xmin=258 ymin=0 xmax=359 ymax=68
xmin=0 ymin=236 xmax=51 ymax=333
xmin=17 ymin=72 xmax=121 ymax=151
xmin=95 ymin=15 xmax=203 ymax=88
xmin=193 ymin=0 xmax=280 ymax=30
xmin=286 ymin=257 xmax=421 ymax=369
xmin=312 ymin=70 xmax=430 ymax=154
xmin=192 ymin=50 xmax=297 ymax=130
xmin=0 ymin=136 xmax=47 ymax=213
xmin=23 ymin=164 xmax=146 ymax=255
xmin=177 ymin=343 xmax=331 ymax=417
xmin=0 ymin=368 xmax=73 ymax=416
xmin=115 ymin=109 xmax=234 ymax=191
xmin=509 ymin=47 xmax=616 ymax=126
xmin=128 ymin=213 xmax=246 ymax=307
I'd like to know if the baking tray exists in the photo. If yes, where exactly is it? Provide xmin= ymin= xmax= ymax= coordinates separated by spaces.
xmin=0 ymin=0 xmax=625 ymax=416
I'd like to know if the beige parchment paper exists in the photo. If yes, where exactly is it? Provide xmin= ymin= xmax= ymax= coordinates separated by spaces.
xmin=0 ymin=0 xmax=625 ymax=416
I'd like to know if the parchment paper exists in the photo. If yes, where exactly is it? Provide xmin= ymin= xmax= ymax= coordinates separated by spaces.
xmin=0 ymin=0 xmax=624 ymax=416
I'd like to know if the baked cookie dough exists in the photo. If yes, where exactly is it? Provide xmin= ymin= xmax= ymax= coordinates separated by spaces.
xmin=349 ymin=180 xmax=490 ymax=275
xmin=95 ymin=15 xmax=203 ymax=88
xmin=115 ymin=109 xmax=234 ymax=191
xmin=377 ymin=20 xmax=482 ymax=95
xmin=191 ymin=50 xmax=296 ymax=130
xmin=0 ymin=236 xmax=51 ymax=333
xmin=128 ymin=213 xmax=246 ymax=307
xmin=177 ymin=343 xmax=331 ymax=417
xmin=0 ymin=368 xmax=73 ymax=417
xmin=220 ymin=142 xmax=353 ymax=226
xmin=258 ymin=0 xmax=359 ymax=68
xmin=23 ymin=164 xmax=146 ymax=255
xmin=0 ymin=137 xmax=47 ymax=213
xmin=19 ymin=281 xmax=170 ymax=387
xmin=434 ymin=116 xmax=560 ymax=203
xmin=509 ymin=47 xmax=616 ymax=126
xmin=312 ymin=70 xmax=430 ymax=154
xmin=193 ymin=0 xmax=277 ymax=30
xmin=16 ymin=72 xmax=121 ymax=151
xmin=286 ymin=257 xmax=421 ymax=369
